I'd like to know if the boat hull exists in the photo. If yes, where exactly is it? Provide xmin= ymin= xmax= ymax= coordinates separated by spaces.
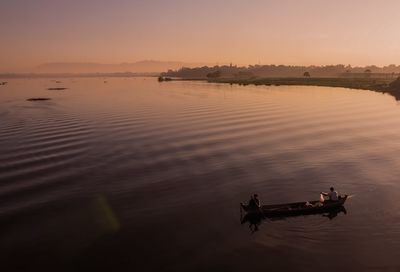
xmin=241 ymin=195 xmax=347 ymax=217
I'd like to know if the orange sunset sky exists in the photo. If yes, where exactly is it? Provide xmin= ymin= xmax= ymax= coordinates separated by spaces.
xmin=1 ymin=0 xmax=400 ymax=72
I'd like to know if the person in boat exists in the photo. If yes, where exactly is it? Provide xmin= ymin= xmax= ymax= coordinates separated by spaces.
xmin=321 ymin=187 xmax=338 ymax=201
xmin=248 ymin=194 xmax=260 ymax=208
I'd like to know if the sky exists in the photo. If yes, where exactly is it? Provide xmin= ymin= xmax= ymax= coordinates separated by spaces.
xmin=1 ymin=0 xmax=400 ymax=72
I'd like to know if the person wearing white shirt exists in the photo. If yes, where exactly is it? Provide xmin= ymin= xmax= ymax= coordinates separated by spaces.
xmin=321 ymin=187 xmax=339 ymax=201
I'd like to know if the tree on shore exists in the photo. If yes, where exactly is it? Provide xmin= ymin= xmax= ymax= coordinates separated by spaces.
xmin=207 ymin=70 xmax=222 ymax=79
xmin=303 ymin=71 xmax=311 ymax=77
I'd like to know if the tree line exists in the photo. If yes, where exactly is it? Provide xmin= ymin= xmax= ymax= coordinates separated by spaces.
xmin=161 ymin=64 xmax=400 ymax=79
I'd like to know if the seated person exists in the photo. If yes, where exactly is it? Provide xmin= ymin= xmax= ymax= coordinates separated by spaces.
xmin=321 ymin=187 xmax=338 ymax=201
xmin=248 ymin=194 xmax=260 ymax=208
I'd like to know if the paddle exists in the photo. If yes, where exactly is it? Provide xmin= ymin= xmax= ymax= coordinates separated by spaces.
xmin=240 ymin=203 xmax=243 ymax=221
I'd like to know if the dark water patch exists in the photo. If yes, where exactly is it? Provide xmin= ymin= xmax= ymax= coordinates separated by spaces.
xmin=47 ymin=87 xmax=68 ymax=90
xmin=27 ymin=97 xmax=51 ymax=101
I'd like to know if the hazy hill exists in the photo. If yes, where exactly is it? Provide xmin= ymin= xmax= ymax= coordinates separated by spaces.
xmin=34 ymin=60 xmax=203 ymax=74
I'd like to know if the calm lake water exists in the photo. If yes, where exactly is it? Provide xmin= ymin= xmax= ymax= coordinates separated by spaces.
xmin=1 ymin=78 xmax=400 ymax=271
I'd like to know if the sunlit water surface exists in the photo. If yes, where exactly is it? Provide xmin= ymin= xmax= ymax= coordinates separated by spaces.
xmin=1 ymin=78 xmax=400 ymax=271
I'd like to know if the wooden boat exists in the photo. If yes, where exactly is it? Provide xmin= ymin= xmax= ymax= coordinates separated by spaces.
xmin=241 ymin=195 xmax=348 ymax=217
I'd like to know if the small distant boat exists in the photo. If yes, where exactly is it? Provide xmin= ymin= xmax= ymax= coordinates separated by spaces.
xmin=241 ymin=195 xmax=348 ymax=217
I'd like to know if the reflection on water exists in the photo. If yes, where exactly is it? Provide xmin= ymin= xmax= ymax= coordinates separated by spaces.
xmin=241 ymin=206 xmax=347 ymax=233
xmin=1 ymin=78 xmax=400 ymax=271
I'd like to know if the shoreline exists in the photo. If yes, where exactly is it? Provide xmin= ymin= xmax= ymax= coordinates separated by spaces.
xmin=161 ymin=76 xmax=400 ymax=100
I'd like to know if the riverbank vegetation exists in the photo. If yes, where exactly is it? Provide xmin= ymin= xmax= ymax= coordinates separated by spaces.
xmin=161 ymin=64 xmax=400 ymax=100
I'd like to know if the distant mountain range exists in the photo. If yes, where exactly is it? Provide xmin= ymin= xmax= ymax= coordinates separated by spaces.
xmin=34 ymin=60 xmax=204 ymax=74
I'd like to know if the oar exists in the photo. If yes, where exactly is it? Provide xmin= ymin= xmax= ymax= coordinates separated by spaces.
xmin=240 ymin=203 xmax=243 ymax=221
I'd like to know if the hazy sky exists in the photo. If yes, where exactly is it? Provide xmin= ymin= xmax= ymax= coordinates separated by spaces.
xmin=1 ymin=0 xmax=400 ymax=71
